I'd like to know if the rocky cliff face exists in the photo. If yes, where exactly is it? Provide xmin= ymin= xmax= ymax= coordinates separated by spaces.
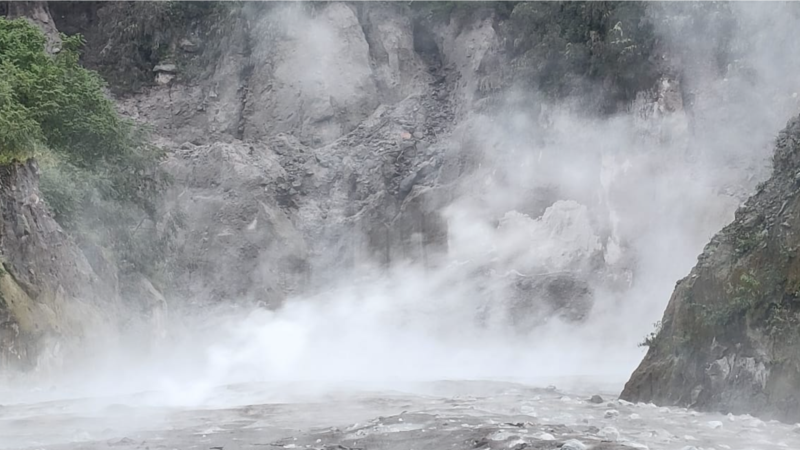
xmin=621 ymin=116 xmax=800 ymax=422
xmin=71 ymin=2 xmax=486 ymax=305
xmin=0 ymin=161 xmax=119 ymax=372
xmin=89 ymin=2 xmax=650 ymax=308
xmin=39 ymin=1 xmax=759 ymax=317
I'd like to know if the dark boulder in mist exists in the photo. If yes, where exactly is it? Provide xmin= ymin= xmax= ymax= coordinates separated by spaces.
xmin=621 ymin=115 xmax=800 ymax=423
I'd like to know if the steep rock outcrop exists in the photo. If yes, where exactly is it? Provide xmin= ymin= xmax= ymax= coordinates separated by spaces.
xmin=0 ymin=161 xmax=119 ymax=371
xmin=621 ymin=116 xmax=800 ymax=422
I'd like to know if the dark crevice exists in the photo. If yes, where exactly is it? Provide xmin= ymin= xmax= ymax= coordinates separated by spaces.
xmin=235 ymin=12 xmax=254 ymax=140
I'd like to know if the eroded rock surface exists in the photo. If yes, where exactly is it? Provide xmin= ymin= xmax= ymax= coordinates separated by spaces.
xmin=621 ymin=116 xmax=800 ymax=422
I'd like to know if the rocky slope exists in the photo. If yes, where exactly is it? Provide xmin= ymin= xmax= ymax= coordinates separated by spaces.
xmin=621 ymin=116 xmax=800 ymax=422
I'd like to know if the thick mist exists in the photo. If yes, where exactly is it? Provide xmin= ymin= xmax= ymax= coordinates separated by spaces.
xmin=4 ymin=2 xmax=800 ymax=413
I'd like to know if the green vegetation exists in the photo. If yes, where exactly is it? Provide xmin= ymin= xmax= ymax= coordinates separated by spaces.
xmin=702 ymin=271 xmax=761 ymax=327
xmin=638 ymin=320 xmax=662 ymax=348
xmin=0 ymin=17 xmax=168 ymax=280
xmin=734 ymin=228 xmax=766 ymax=256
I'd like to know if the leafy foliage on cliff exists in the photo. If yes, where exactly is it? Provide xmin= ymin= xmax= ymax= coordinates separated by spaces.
xmin=0 ymin=18 xmax=134 ymax=166
xmin=0 ymin=17 xmax=169 ymax=280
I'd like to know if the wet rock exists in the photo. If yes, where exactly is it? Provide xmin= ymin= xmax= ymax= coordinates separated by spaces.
xmin=589 ymin=395 xmax=604 ymax=404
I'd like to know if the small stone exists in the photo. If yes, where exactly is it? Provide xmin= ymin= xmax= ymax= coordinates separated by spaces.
xmin=589 ymin=395 xmax=604 ymax=404
xmin=604 ymin=409 xmax=620 ymax=419
xmin=413 ymin=131 xmax=424 ymax=139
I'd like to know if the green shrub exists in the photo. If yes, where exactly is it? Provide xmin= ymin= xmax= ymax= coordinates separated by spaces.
xmin=0 ymin=17 xmax=169 ymax=280
xmin=0 ymin=18 xmax=128 ymax=165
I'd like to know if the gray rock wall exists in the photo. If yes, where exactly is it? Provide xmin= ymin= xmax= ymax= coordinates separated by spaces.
xmin=0 ymin=161 xmax=118 ymax=371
